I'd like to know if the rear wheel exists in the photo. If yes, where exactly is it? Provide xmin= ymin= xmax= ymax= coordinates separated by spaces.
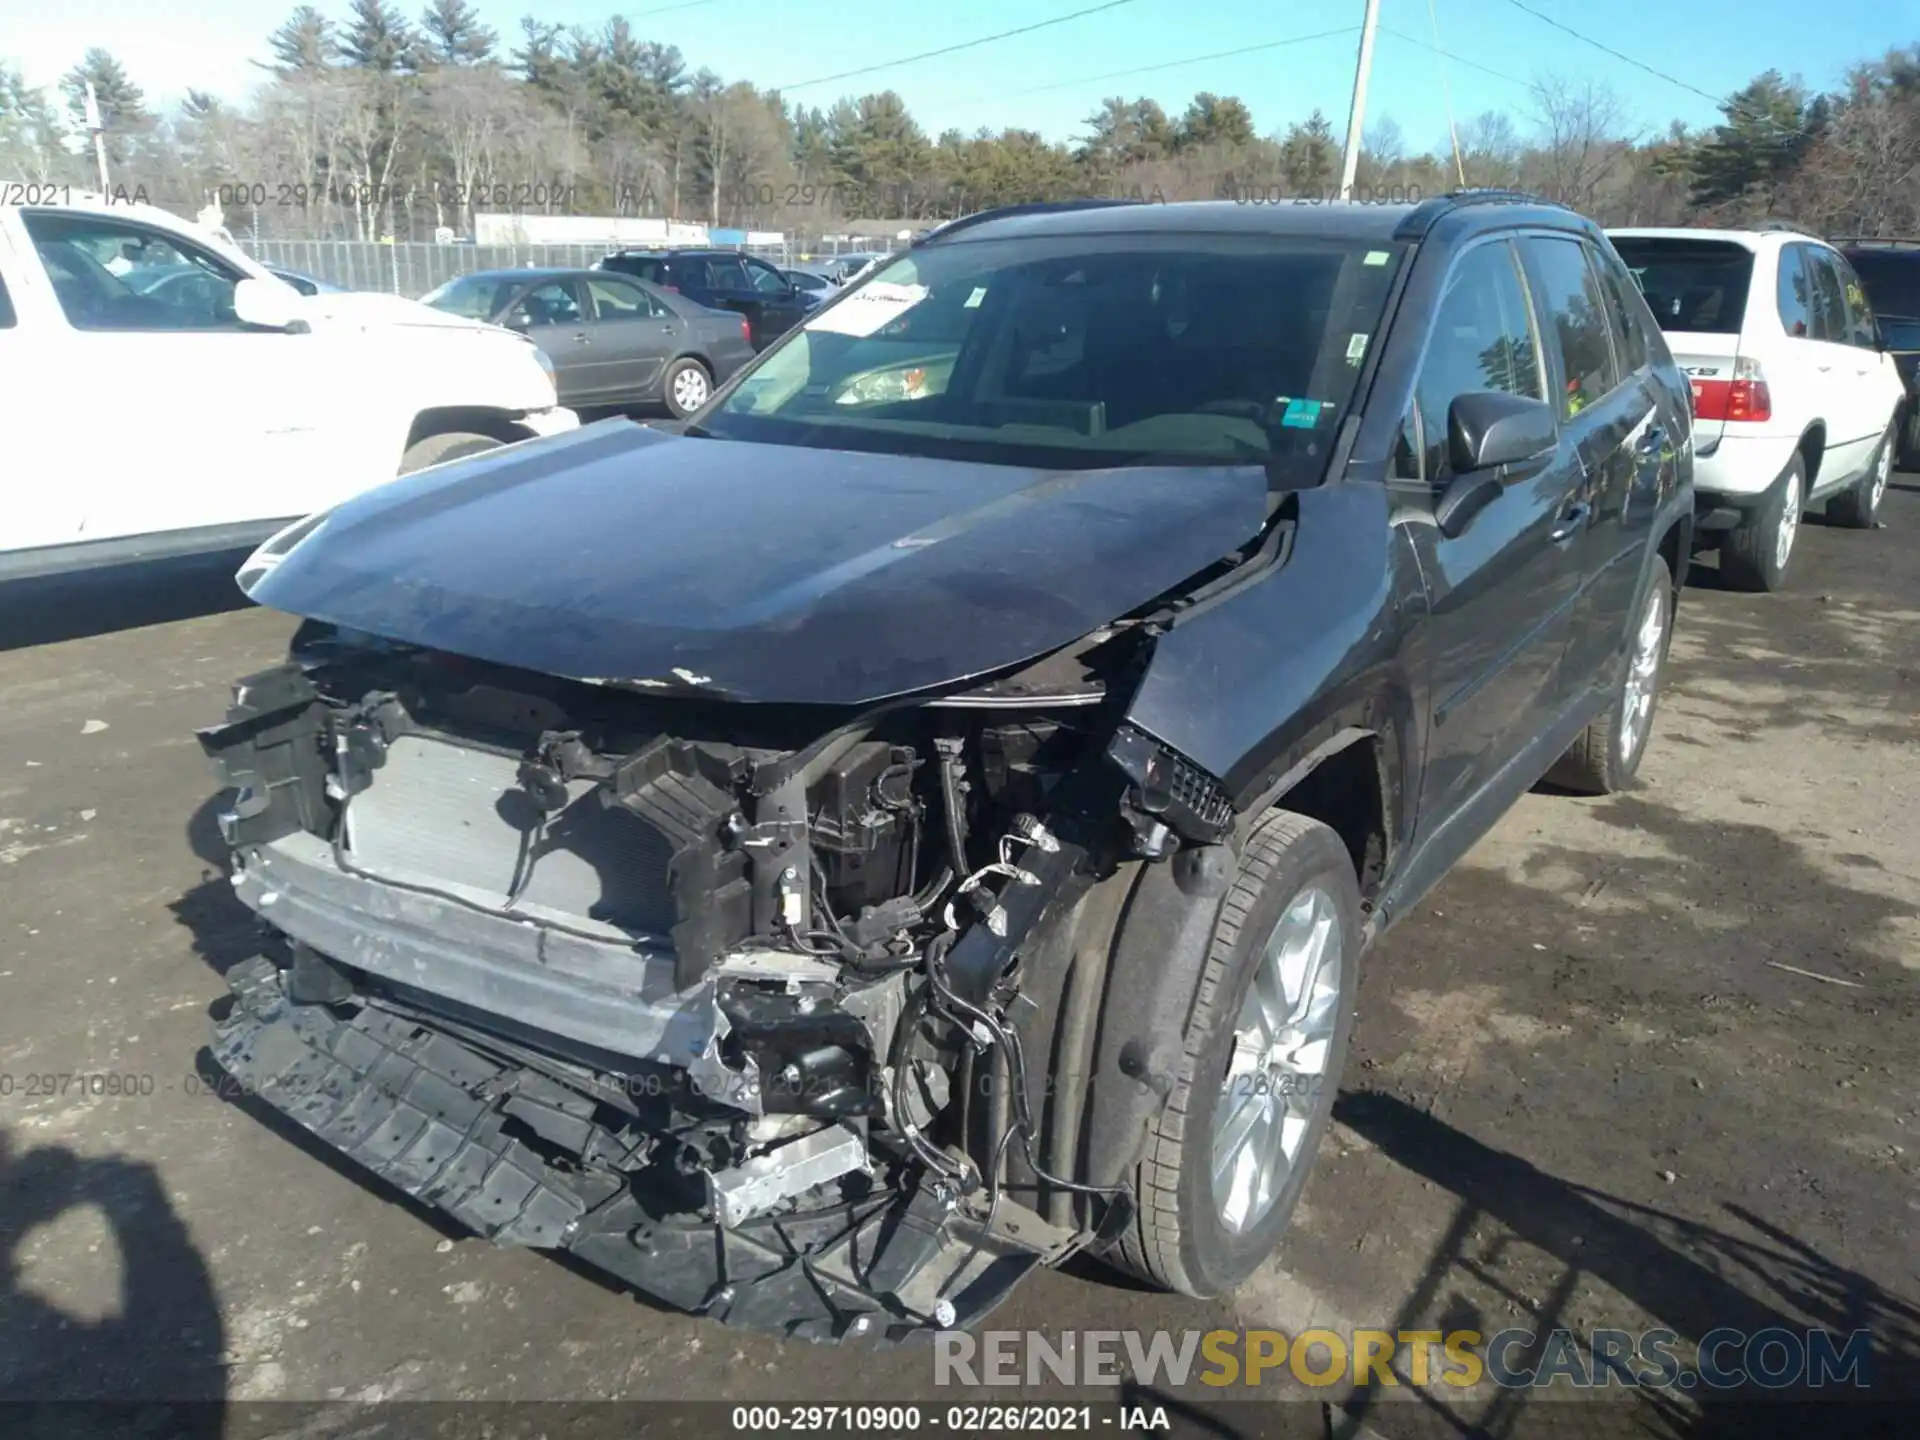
xmin=1548 ymin=554 xmax=1673 ymax=795
xmin=1720 ymin=452 xmax=1803 ymax=592
xmin=1111 ymin=811 xmax=1361 ymax=1298
xmin=663 ymin=358 xmax=713 ymax=419
xmin=399 ymin=430 xmax=502 ymax=475
xmin=1827 ymin=425 xmax=1893 ymax=530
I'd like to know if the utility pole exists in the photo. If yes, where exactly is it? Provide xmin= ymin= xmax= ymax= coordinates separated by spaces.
xmin=83 ymin=81 xmax=110 ymax=194
xmin=1338 ymin=0 xmax=1382 ymax=200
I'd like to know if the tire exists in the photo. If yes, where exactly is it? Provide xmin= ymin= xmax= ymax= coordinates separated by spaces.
xmin=399 ymin=430 xmax=502 ymax=476
xmin=1827 ymin=425 xmax=1893 ymax=530
xmin=662 ymin=358 xmax=713 ymax=419
xmin=1547 ymin=553 xmax=1674 ymax=795
xmin=1896 ymin=402 xmax=1920 ymax=473
xmin=1720 ymin=451 xmax=1804 ymax=593
xmin=1112 ymin=811 xmax=1362 ymax=1298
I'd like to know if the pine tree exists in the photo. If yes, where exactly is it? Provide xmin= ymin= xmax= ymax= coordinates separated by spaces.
xmin=61 ymin=49 xmax=151 ymax=166
xmin=264 ymin=7 xmax=338 ymax=76
xmin=421 ymin=0 xmax=497 ymax=67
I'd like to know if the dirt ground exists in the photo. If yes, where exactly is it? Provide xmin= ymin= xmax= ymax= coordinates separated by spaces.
xmin=1 ymin=478 xmax=1916 ymax=1439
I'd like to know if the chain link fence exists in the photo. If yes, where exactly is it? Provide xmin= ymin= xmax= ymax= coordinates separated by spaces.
xmin=241 ymin=238 xmax=808 ymax=298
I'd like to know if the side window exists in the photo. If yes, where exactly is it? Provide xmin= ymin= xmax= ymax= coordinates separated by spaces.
xmin=1776 ymin=245 xmax=1813 ymax=338
xmin=587 ymin=277 xmax=660 ymax=319
xmin=1805 ymin=250 xmax=1850 ymax=343
xmin=1413 ymin=240 xmax=1545 ymax=481
xmin=703 ymin=256 xmax=750 ymax=290
xmin=1592 ymin=244 xmax=1650 ymax=373
xmin=1524 ymin=235 xmax=1621 ymax=417
xmin=0 ymin=273 xmax=14 ymax=329
xmin=21 ymin=212 xmax=243 ymax=332
xmin=1832 ymin=255 xmax=1879 ymax=349
xmin=513 ymin=280 xmax=584 ymax=328
xmin=745 ymin=260 xmax=789 ymax=294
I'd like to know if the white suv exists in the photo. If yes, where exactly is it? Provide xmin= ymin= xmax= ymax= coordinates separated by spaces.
xmin=1608 ymin=226 xmax=1905 ymax=591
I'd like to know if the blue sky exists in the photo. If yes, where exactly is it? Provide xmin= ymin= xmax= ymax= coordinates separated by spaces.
xmin=8 ymin=0 xmax=1906 ymax=151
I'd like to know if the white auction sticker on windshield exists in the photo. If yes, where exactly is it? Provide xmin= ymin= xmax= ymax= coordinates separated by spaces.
xmin=804 ymin=281 xmax=931 ymax=337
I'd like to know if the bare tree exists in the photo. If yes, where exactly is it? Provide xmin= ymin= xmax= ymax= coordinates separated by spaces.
xmin=1527 ymin=75 xmax=1634 ymax=212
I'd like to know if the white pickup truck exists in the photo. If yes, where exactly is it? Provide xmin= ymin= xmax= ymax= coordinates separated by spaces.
xmin=1 ymin=196 xmax=579 ymax=582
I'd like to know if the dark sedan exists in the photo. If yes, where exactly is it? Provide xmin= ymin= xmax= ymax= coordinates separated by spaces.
xmin=421 ymin=267 xmax=755 ymax=417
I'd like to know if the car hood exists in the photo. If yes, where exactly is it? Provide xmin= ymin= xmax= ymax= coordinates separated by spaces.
xmin=240 ymin=419 xmax=1271 ymax=706
xmin=298 ymin=290 xmax=499 ymax=332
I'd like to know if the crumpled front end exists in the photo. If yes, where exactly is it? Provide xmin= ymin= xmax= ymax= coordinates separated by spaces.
xmin=196 ymin=617 xmax=1243 ymax=1338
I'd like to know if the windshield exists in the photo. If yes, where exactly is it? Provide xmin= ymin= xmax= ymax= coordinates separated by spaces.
xmin=699 ymin=233 xmax=1406 ymax=474
xmin=1609 ymin=237 xmax=1753 ymax=334
xmin=1844 ymin=250 xmax=1920 ymax=321
xmin=421 ymin=274 xmax=521 ymax=319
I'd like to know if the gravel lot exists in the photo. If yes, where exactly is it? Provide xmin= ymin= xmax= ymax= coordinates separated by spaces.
xmin=2 ymin=478 xmax=1917 ymax=1437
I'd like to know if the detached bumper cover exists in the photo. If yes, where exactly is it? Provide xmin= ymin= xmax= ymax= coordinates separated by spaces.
xmin=212 ymin=956 xmax=1046 ymax=1341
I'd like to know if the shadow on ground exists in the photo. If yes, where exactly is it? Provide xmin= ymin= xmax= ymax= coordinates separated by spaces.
xmin=0 ymin=1128 xmax=226 ymax=1433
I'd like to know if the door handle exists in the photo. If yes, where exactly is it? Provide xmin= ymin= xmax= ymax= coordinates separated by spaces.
xmin=1636 ymin=425 xmax=1666 ymax=457
xmin=571 ymin=332 xmax=591 ymax=344
xmin=1816 ymin=363 xmax=1833 ymax=372
xmin=1550 ymin=502 xmax=1591 ymax=542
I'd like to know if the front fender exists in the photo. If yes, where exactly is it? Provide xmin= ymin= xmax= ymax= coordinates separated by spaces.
xmin=1124 ymin=482 xmax=1425 ymax=867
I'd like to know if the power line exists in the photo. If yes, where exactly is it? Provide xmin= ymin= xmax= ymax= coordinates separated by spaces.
xmin=1498 ymin=0 xmax=1812 ymax=138
xmin=988 ymin=26 xmax=1363 ymax=101
xmin=777 ymin=0 xmax=1145 ymax=93
xmin=1378 ymin=26 xmax=1528 ymax=89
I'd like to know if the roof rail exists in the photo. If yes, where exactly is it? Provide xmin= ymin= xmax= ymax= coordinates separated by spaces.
xmin=1392 ymin=188 xmax=1569 ymax=240
xmin=1753 ymin=217 xmax=1814 ymax=234
xmin=912 ymin=197 xmax=1147 ymax=247
xmin=1832 ymin=235 xmax=1920 ymax=249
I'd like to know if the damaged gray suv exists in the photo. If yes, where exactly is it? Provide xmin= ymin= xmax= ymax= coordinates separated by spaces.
xmin=199 ymin=193 xmax=1694 ymax=1340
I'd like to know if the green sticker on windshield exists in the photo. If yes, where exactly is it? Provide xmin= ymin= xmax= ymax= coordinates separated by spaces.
xmin=1281 ymin=397 xmax=1323 ymax=429
xmin=1364 ymin=250 xmax=1390 ymax=266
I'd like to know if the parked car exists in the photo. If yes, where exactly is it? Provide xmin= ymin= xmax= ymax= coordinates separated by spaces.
xmin=421 ymin=267 xmax=755 ymax=418
xmin=592 ymin=248 xmax=810 ymax=351
xmin=1835 ymin=238 xmax=1920 ymax=470
xmin=816 ymin=251 xmax=890 ymax=284
xmin=265 ymin=265 xmax=348 ymax=296
xmin=0 ymin=198 xmax=577 ymax=583
xmin=1609 ymin=225 xmax=1905 ymax=590
xmin=783 ymin=267 xmax=839 ymax=304
xmin=199 ymin=193 xmax=1691 ymax=1340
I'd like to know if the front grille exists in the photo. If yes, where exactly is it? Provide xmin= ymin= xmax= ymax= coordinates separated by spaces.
xmin=342 ymin=734 xmax=677 ymax=938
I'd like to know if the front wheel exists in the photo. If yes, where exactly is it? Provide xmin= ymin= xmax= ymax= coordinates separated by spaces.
xmin=1827 ymin=425 xmax=1893 ymax=530
xmin=662 ymin=358 xmax=713 ymax=419
xmin=1548 ymin=553 xmax=1673 ymax=795
xmin=1111 ymin=811 xmax=1362 ymax=1298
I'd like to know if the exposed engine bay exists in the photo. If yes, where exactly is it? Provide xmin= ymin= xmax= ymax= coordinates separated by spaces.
xmin=201 ymin=613 xmax=1243 ymax=1340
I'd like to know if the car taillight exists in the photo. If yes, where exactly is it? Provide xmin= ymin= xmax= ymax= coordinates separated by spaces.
xmin=662 ymin=285 xmax=678 ymax=294
xmin=1691 ymin=356 xmax=1772 ymax=423
xmin=742 ymin=317 xmax=752 ymax=343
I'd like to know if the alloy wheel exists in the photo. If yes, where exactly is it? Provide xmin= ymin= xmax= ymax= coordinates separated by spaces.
xmin=1211 ymin=884 xmax=1343 ymax=1235
xmin=1619 ymin=578 xmax=1668 ymax=766
xmin=1775 ymin=473 xmax=1801 ymax=572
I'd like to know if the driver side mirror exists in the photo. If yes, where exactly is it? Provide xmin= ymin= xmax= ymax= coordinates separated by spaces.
xmin=232 ymin=276 xmax=308 ymax=333
xmin=1434 ymin=390 xmax=1557 ymax=538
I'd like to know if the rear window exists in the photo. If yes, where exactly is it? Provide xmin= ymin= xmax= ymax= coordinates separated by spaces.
xmin=420 ymin=274 xmax=521 ymax=319
xmin=1842 ymin=249 xmax=1920 ymax=320
xmin=1609 ymin=237 xmax=1753 ymax=335
xmin=604 ymin=255 xmax=666 ymax=285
